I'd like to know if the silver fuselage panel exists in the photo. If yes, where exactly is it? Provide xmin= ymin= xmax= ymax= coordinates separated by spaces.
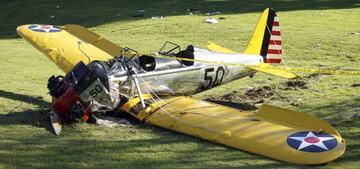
xmin=111 ymin=48 xmax=263 ymax=96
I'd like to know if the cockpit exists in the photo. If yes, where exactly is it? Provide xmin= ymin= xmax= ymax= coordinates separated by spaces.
xmin=138 ymin=41 xmax=195 ymax=72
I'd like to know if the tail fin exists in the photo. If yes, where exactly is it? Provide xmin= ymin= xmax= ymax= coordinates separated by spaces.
xmin=244 ymin=8 xmax=283 ymax=64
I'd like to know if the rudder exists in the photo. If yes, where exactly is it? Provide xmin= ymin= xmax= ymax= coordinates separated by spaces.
xmin=244 ymin=8 xmax=283 ymax=64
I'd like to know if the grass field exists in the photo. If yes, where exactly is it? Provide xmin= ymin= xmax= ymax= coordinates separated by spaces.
xmin=0 ymin=0 xmax=359 ymax=168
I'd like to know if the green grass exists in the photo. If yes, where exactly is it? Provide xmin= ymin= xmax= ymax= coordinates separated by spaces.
xmin=0 ymin=0 xmax=359 ymax=168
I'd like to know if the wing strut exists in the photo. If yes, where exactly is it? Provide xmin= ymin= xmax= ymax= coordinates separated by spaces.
xmin=132 ymin=73 xmax=146 ymax=109
xmin=126 ymin=61 xmax=146 ymax=109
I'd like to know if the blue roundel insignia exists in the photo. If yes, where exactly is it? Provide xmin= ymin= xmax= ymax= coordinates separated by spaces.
xmin=287 ymin=131 xmax=337 ymax=152
xmin=28 ymin=24 xmax=62 ymax=32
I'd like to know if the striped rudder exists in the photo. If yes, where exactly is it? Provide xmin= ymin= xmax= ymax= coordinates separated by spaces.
xmin=244 ymin=8 xmax=283 ymax=64
xmin=265 ymin=12 xmax=282 ymax=63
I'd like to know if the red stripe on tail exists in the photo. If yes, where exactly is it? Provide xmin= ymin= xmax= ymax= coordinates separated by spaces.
xmin=271 ymin=31 xmax=281 ymax=36
xmin=267 ymin=49 xmax=282 ymax=54
xmin=269 ymin=40 xmax=282 ymax=45
xmin=265 ymin=58 xmax=282 ymax=63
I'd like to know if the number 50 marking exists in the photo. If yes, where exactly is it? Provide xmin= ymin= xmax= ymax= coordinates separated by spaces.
xmin=89 ymin=84 xmax=103 ymax=97
xmin=201 ymin=66 xmax=225 ymax=89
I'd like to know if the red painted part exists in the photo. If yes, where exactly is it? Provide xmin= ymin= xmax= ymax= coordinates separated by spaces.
xmin=267 ymin=49 xmax=282 ymax=54
xmin=273 ymin=21 xmax=280 ymax=26
xmin=271 ymin=31 xmax=281 ymax=36
xmin=52 ymin=81 xmax=92 ymax=121
xmin=265 ymin=58 xmax=282 ymax=63
xmin=269 ymin=40 xmax=282 ymax=45
xmin=305 ymin=137 xmax=320 ymax=143
xmin=83 ymin=109 xmax=92 ymax=121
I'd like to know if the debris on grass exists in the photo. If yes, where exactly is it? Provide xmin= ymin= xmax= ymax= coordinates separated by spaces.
xmin=151 ymin=16 xmax=164 ymax=20
xmin=205 ymin=18 xmax=218 ymax=24
xmin=205 ymin=11 xmax=221 ymax=16
xmin=95 ymin=116 xmax=130 ymax=128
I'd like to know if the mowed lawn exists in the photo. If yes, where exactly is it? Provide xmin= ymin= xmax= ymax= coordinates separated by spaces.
xmin=0 ymin=0 xmax=359 ymax=168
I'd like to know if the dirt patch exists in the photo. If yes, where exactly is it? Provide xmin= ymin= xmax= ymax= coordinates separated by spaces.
xmin=351 ymin=83 xmax=360 ymax=87
xmin=221 ymin=91 xmax=242 ymax=102
xmin=205 ymin=86 xmax=276 ymax=111
xmin=243 ymin=86 xmax=274 ymax=100
xmin=208 ymin=86 xmax=274 ymax=102
xmin=283 ymin=79 xmax=308 ymax=89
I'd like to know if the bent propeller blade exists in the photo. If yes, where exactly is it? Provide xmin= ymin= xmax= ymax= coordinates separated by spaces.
xmin=49 ymin=109 xmax=62 ymax=135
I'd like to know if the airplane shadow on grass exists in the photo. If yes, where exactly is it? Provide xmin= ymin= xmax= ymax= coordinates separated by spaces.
xmin=2 ymin=122 xmax=358 ymax=168
xmin=0 ymin=130 xmax=291 ymax=169
xmin=1 ymin=0 xmax=359 ymax=39
xmin=306 ymin=97 xmax=360 ymax=128
xmin=0 ymin=89 xmax=52 ymax=132
xmin=304 ymin=97 xmax=360 ymax=164
xmin=0 ymin=89 xmax=258 ymax=131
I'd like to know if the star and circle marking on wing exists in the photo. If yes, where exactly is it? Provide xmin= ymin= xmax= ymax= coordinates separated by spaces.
xmin=287 ymin=131 xmax=338 ymax=152
xmin=28 ymin=24 xmax=62 ymax=33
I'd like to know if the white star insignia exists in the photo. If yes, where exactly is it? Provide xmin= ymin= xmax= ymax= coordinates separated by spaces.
xmin=288 ymin=131 xmax=335 ymax=150
xmin=31 ymin=25 xmax=60 ymax=32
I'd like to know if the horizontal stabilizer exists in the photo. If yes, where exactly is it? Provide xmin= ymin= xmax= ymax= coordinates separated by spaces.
xmin=205 ymin=42 xmax=296 ymax=78
xmin=206 ymin=41 xmax=237 ymax=54
xmin=248 ymin=63 xmax=297 ymax=78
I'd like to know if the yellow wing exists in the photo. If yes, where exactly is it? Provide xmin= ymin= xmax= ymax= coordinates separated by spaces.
xmin=64 ymin=24 xmax=122 ymax=57
xmin=121 ymin=96 xmax=346 ymax=165
xmin=17 ymin=24 xmax=121 ymax=73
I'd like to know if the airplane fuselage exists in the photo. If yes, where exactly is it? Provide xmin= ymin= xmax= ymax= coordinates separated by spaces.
xmin=111 ymin=48 xmax=263 ymax=96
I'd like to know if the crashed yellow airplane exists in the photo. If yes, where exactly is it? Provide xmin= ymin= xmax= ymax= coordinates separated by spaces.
xmin=17 ymin=8 xmax=345 ymax=165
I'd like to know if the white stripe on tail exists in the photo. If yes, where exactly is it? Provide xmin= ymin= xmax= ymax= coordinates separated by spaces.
xmin=266 ymin=15 xmax=283 ymax=63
